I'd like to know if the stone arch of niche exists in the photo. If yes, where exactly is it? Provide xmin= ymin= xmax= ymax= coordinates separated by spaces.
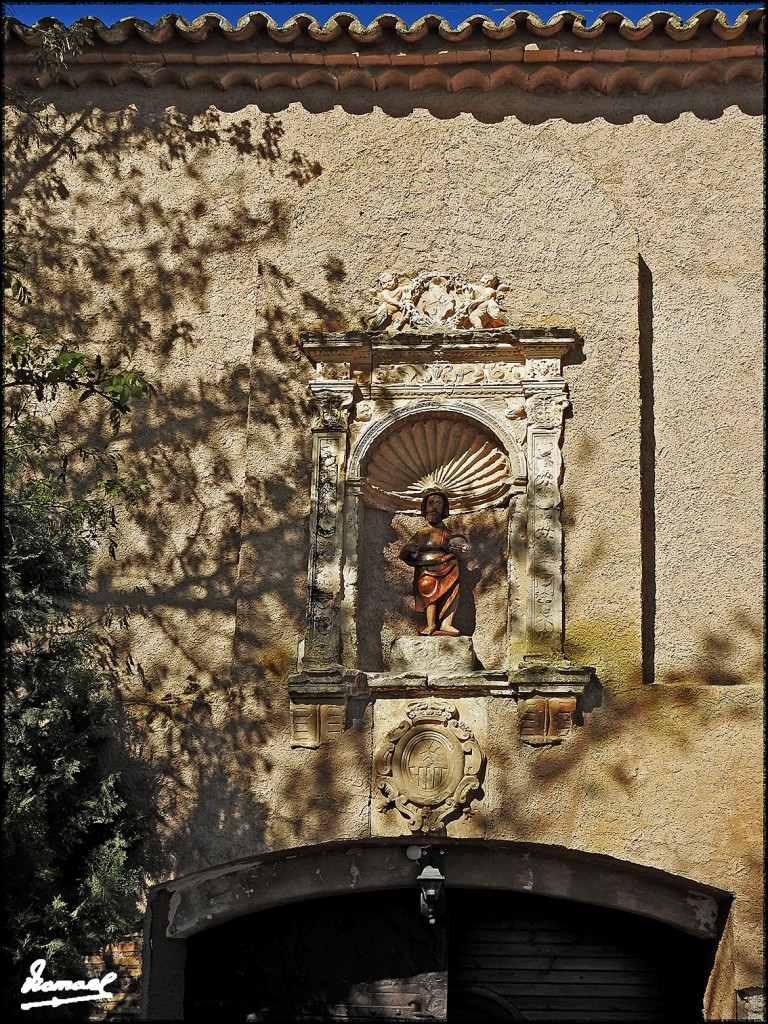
xmin=346 ymin=400 xmax=526 ymax=672
xmin=348 ymin=398 xmax=525 ymax=484
xmin=288 ymin=327 xmax=596 ymax=748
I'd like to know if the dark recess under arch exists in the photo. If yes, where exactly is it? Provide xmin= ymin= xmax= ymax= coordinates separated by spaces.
xmin=183 ymin=887 xmax=715 ymax=1021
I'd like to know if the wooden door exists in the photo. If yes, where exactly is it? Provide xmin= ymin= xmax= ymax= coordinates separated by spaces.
xmin=183 ymin=888 xmax=447 ymax=1021
xmin=446 ymin=889 xmax=712 ymax=1021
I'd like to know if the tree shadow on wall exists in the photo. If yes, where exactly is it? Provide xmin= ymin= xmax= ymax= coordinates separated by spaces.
xmin=2 ymin=101 xmax=366 ymax=882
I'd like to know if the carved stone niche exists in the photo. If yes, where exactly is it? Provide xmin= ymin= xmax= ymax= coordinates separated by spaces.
xmin=288 ymin=324 xmax=595 ymax=748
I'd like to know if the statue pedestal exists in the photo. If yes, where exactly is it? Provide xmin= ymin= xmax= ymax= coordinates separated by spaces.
xmin=389 ymin=635 xmax=475 ymax=675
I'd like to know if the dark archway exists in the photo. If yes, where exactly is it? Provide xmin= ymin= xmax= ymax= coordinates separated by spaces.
xmin=142 ymin=843 xmax=730 ymax=1019
xmin=183 ymin=887 xmax=714 ymax=1022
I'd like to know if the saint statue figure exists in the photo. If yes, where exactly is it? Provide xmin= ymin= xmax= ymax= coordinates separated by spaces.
xmin=399 ymin=490 xmax=469 ymax=636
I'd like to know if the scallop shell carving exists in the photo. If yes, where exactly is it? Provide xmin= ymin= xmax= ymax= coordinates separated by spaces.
xmin=363 ymin=417 xmax=512 ymax=514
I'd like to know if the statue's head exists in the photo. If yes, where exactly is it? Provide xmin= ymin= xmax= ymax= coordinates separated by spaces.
xmin=421 ymin=489 xmax=449 ymax=522
xmin=379 ymin=272 xmax=397 ymax=289
xmin=480 ymin=273 xmax=499 ymax=287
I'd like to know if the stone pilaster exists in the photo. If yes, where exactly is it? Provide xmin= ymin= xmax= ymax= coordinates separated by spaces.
xmin=300 ymin=380 xmax=355 ymax=672
xmin=506 ymin=490 xmax=528 ymax=664
xmin=523 ymin=376 xmax=570 ymax=660
xmin=340 ymin=476 xmax=363 ymax=669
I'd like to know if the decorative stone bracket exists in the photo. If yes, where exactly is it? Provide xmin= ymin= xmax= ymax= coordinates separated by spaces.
xmin=287 ymin=668 xmax=366 ymax=749
xmin=509 ymin=664 xmax=596 ymax=745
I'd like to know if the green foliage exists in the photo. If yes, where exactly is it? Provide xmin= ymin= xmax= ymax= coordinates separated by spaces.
xmin=3 ymin=628 xmax=143 ymax=977
xmin=5 ymin=328 xmax=156 ymax=437
xmin=2 ymin=235 xmax=153 ymax=988
xmin=3 ymin=240 xmax=32 ymax=305
xmin=33 ymin=23 xmax=94 ymax=74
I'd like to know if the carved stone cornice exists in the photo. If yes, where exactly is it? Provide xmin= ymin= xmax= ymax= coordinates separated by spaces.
xmin=301 ymin=328 xmax=581 ymax=369
xmin=510 ymin=662 xmax=595 ymax=692
xmin=284 ymin=661 xmax=598 ymax=748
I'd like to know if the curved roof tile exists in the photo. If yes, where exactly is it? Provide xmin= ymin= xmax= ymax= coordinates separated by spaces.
xmin=4 ymin=8 xmax=765 ymax=44
xmin=4 ymin=8 xmax=763 ymax=94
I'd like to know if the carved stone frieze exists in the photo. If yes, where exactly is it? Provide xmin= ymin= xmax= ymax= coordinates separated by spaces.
xmin=374 ymin=700 xmax=484 ymax=833
xmin=367 ymin=272 xmax=509 ymax=331
xmin=375 ymin=362 xmax=524 ymax=388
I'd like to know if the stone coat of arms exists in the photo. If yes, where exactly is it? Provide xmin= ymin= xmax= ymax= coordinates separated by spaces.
xmin=374 ymin=700 xmax=484 ymax=832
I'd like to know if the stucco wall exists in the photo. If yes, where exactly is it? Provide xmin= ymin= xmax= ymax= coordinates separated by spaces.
xmin=4 ymin=79 xmax=763 ymax=994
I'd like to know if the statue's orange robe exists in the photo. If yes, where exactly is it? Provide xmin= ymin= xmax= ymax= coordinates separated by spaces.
xmin=410 ymin=526 xmax=460 ymax=620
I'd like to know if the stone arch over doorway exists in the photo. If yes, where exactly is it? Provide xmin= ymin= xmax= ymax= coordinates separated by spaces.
xmin=164 ymin=842 xmax=727 ymax=940
xmin=141 ymin=842 xmax=731 ymax=1019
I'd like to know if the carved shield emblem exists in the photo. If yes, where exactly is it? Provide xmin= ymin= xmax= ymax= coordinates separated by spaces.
xmin=374 ymin=700 xmax=484 ymax=833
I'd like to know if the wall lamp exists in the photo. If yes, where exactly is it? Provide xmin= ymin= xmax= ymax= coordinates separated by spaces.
xmin=406 ymin=845 xmax=445 ymax=924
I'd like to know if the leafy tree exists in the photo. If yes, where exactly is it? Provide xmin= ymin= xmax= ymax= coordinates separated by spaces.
xmin=4 ymin=21 xmax=93 ymax=159
xmin=2 ymin=225 xmax=154 ymax=1003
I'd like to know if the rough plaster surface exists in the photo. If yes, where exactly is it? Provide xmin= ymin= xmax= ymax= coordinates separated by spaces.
xmin=3 ymin=81 xmax=763 ymax=999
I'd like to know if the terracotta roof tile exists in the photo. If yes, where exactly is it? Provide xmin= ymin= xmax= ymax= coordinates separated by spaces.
xmin=5 ymin=8 xmax=764 ymax=46
xmin=3 ymin=8 xmax=763 ymax=95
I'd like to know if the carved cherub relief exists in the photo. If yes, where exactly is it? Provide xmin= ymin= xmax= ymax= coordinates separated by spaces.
xmin=367 ymin=272 xmax=412 ymax=330
xmin=367 ymin=272 xmax=509 ymax=331
xmin=461 ymin=274 xmax=509 ymax=329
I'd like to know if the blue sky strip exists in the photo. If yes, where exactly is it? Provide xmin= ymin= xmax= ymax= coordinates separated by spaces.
xmin=4 ymin=4 xmax=760 ymax=28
